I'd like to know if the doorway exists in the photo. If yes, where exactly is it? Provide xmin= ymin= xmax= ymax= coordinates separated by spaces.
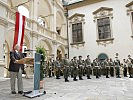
xmin=98 ymin=53 xmax=108 ymax=61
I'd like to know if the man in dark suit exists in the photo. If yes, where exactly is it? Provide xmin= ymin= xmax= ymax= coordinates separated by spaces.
xmin=9 ymin=44 xmax=25 ymax=94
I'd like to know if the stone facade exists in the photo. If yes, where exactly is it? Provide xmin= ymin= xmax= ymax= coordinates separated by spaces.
xmin=0 ymin=0 xmax=68 ymax=77
xmin=67 ymin=0 xmax=133 ymax=60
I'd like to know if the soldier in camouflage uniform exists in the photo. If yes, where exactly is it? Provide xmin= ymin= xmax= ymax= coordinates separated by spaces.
xmin=77 ymin=56 xmax=84 ymax=80
xmin=104 ymin=59 xmax=110 ymax=78
xmin=72 ymin=56 xmax=78 ymax=81
xmin=93 ymin=58 xmax=100 ymax=79
xmin=62 ymin=54 xmax=70 ymax=82
xmin=85 ymin=55 xmax=91 ymax=79
xmin=54 ymin=57 xmax=61 ymax=79
xmin=122 ymin=59 xmax=128 ymax=77
xmin=114 ymin=56 xmax=121 ymax=78
xmin=109 ymin=58 xmax=114 ymax=77
xmin=70 ymin=59 xmax=74 ymax=78
xmin=52 ymin=60 xmax=55 ymax=77
xmin=127 ymin=55 xmax=133 ymax=78
xmin=100 ymin=60 xmax=105 ymax=75
xmin=82 ymin=60 xmax=86 ymax=76
xmin=47 ymin=58 xmax=53 ymax=78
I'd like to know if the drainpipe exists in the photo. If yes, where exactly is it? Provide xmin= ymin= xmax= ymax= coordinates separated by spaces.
xmin=63 ymin=2 xmax=69 ymax=59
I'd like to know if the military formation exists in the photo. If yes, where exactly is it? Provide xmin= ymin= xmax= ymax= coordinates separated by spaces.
xmin=44 ymin=54 xmax=133 ymax=82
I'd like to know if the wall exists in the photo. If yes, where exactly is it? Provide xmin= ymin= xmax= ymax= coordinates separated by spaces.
xmin=68 ymin=0 xmax=133 ymax=60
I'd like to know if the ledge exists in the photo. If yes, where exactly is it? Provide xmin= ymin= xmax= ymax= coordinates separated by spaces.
xmin=93 ymin=7 xmax=113 ymax=15
xmin=126 ymin=1 xmax=133 ymax=7
xmin=66 ymin=0 xmax=105 ymax=10
xmin=0 ymin=17 xmax=8 ymax=26
xmin=0 ymin=61 xmax=5 ymax=67
xmin=70 ymin=41 xmax=85 ymax=45
xmin=96 ymin=38 xmax=114 ymax=42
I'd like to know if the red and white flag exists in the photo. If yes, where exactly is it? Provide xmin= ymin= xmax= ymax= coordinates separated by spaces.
xmin=13 ymin=12 xmax=26 ymax=52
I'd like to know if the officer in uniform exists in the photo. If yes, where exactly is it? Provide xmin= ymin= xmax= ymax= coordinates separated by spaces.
xmin=100 ymin=60 xmax=105 ymax=75
xmin=104 ymin=59 xmax=110 ymax=78
xmin=54 ymin=57 xmax=61 ymax=79
xmin=114 ymin=56 xmax=121 ymax=78
xmin=122 ymin=59 xmax=128 ymax=77
xmin=98 ymin=60 xmax=101 ymax=77
xmin=77 ymin=56 xmax=84 ymax=80
xmin=62 ymin=54 xmax=70 ymax=82
xmin=47 ymin=58 xmax=53 ymax=78
xmin=93 ymin=58 xmax=100 ymax=78
xmin=72 ymin=56 xmax=78 ymax=81
xmin=85 ymin=55 xmax=91 ymax=79
xmin=82 ymin=60 xmax=86 ymax=76
xmin=51 ymin=60 xmax=55 ymax=77
xmin=127 ymin=55 xmax=133 ymax=78
xmin=70 ymin=59 xmax=74 ymax=78
xmin=109 ymin=58 xmax=114 ymax=77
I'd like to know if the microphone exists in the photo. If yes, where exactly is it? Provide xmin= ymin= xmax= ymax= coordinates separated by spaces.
xmin=24 ymin=49 xmax=36 ymax=52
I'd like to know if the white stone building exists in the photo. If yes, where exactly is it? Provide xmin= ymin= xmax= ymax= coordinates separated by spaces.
xmin=0 ymin=0 xmax=68 ymax=77
xmin=67 ymin=0 xmax=133 ymax=60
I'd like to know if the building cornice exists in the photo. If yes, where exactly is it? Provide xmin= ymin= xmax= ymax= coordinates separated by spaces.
xmin=126 ymin=1 xmax=133 ymax=7
xmin=69 ymin=13 xmax=85 ymax=20
xmin=66 ymin=0 xmax=105 ymax=10
xmin=93 ymin=7 xmax=113 ymax=15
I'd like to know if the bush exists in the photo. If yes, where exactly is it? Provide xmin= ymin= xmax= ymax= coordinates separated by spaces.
xmin=36 ymin=46 xmax=46 ymax=81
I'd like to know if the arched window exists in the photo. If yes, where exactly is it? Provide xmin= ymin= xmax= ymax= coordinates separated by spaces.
xmin=37 ymin=17 xmax=45 ymax=27
xmin=18 ymin=6 xmax=29 ymax=18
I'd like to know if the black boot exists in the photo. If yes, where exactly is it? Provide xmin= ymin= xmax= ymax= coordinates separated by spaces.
xmin=87 ymin=76 xmax=91 ymax=79
xmin=129 ymin=75 xmax=133 ymax=78
xmin=116 ymin=75 xmax=121 ymax=78
xmin=106 ymin=75 xmax=109 ymax=78
xmin=79 ymin=77 xmax=83 ymax=80
xmin=65 ymin=78 xmax=69 ymax=82
xmin=96 ymin=76 xmax=99 ymax=79
xmin=56 ymin=76 xmax=60 ymax=79
xmin=73 ymin=77 xmax=78 ymax=81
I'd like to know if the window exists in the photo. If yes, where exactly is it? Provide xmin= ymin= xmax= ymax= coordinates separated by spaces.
xmin=69 ymin=13 xmax=85 ymax=47
xmin=97 ymin=17 xmax=111 ymax=40
xmin=93 ymin=7 xmax=114 ymax=45
xmin=131 ymin=12 xmax=133 ymax=24
xmin=72 ymin=23 xmax=83 ymax=43
xmin=57 ymin=29 xmax=61 ymax=35
xmin=131 ymin=12 xmax=133 ymax=36
xmin=126 ymin=1 xmax=133 ymax=37
xmin=37 ymin=17 xmax=45 ymax=27
xmin=56 ymin=27 xmax=61 ymax=35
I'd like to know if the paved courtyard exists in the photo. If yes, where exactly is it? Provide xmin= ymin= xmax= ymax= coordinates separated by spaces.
xmin=0 ymin=76 xmax=133 ymax=100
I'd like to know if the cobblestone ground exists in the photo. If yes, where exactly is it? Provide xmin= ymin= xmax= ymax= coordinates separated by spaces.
xmin=0 ymin=76 xmax=133 ymax=100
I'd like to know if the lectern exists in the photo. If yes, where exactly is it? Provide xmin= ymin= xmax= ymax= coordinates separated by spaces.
xmin=20 ymin=53 xmax=45 ymax=98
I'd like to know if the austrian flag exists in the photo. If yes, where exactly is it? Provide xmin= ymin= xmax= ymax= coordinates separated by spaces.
xmin=13 ymin=12 xmax=26 ymax=52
